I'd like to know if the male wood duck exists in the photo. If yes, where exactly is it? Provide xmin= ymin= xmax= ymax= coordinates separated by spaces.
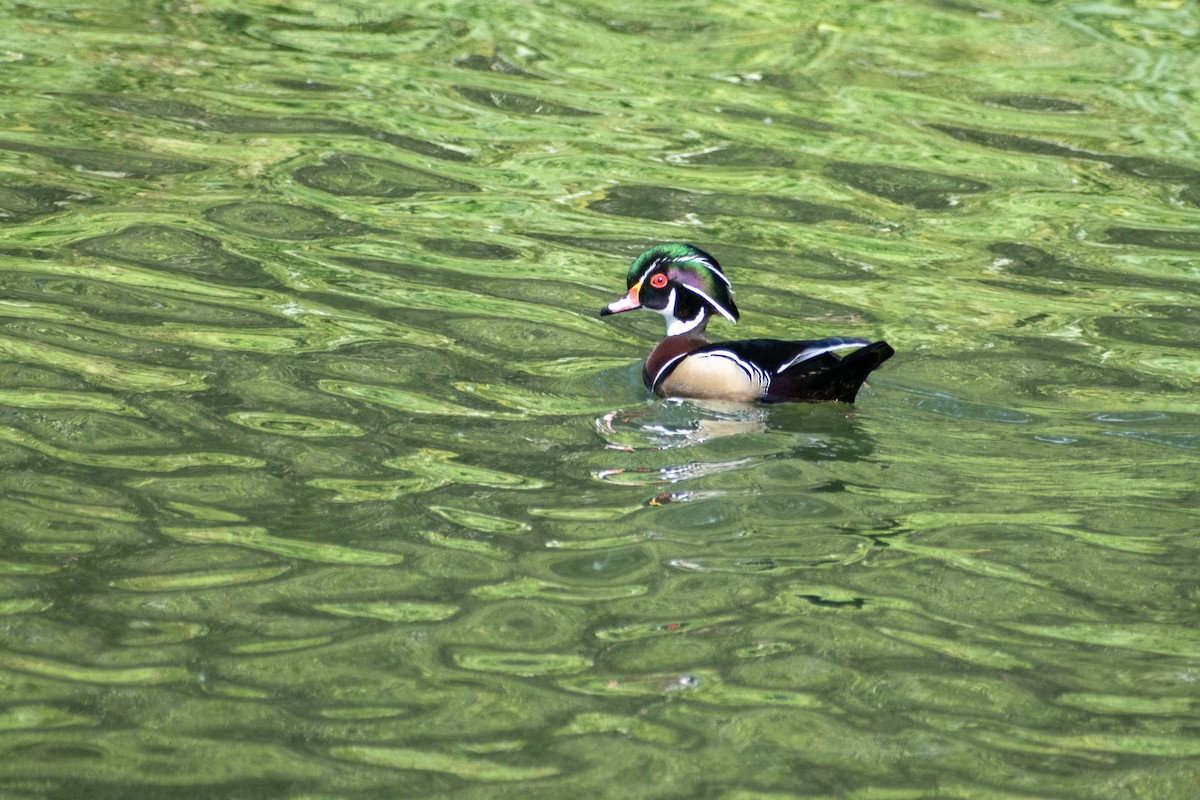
xmin=600 ymin=243 xmax=894 ymax=403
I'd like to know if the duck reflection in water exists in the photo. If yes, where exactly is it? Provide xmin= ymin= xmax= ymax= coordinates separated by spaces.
xmin=593 ymin=392 xmax=881 ymax=501
xmin=597 ymin=397 xmax=771 ymax=451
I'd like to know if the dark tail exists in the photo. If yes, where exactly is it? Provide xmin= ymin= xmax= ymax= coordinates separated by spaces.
xmin=766 ymin=340 xmax=895 ymax=403
xmin=831 ymin=341 xmax=894 ymax=402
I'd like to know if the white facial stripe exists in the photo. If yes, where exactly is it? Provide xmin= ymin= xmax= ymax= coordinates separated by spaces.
xmin=679 ymin=283 xmax=736 ymax=322
xmin=675 ymin=255 xmax=730 ymax=286
xmin=703 ymin=263 xmax=731 ymax=286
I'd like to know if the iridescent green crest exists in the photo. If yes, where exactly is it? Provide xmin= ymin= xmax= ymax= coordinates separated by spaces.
xmin=627 ymin=243 xmax=739 ymax=322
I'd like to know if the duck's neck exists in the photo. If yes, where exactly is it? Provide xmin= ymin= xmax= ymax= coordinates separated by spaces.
xmin=664 ymin=307 xmax=710 ymax=338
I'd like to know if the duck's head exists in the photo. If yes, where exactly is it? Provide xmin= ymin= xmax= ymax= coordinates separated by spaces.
xmin=600 ymin=243 xmax=739 ymax=336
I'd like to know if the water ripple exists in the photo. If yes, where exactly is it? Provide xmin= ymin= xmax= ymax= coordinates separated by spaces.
xmin=2 ymin=1 xmax=1199 ymax=796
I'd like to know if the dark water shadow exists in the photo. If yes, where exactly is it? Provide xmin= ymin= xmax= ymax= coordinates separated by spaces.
xmin=74 ymin=94 xmax=471 ymax=162
xmin=588 ymin=184 xmax=869 ymax=224
xmin=72 ymin=224 xmax=280 ymax=288
xmin=824 ymin=162 xmax=990 ymax=209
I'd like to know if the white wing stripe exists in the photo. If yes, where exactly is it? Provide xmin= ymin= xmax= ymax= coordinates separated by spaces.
xmin=778 ymin=340 xmax=868 ymax=372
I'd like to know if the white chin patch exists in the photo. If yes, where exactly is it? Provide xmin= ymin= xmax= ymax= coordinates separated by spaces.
xmin=666 ymin=312 xmax=705 ymax=336
xmin=656 ymin=289 xmax=706 ymax=335
xmin=657 ymin=287 xmax=700 ymax=335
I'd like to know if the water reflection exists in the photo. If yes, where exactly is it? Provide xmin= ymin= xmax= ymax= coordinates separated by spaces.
xmin=594 ymin=396 xmax=881 ymax=488
xmin=596 ymin=398 xmax=771 ymax=450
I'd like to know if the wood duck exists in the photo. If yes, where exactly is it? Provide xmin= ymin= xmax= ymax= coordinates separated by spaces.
xmin=600 ymin=244 xmax=894 ymax=403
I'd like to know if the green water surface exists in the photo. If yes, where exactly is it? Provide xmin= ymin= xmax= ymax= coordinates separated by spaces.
xmin=1 ymin=1 xmax=1198 ymax=798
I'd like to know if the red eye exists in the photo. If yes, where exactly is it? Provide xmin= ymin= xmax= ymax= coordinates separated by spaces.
xmin=649 ymin=273 xmax=668 ymax=289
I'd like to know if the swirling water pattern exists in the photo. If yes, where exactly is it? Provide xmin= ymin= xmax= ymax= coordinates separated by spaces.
xmin=0 ymin=1 xmax=1198 ymax=797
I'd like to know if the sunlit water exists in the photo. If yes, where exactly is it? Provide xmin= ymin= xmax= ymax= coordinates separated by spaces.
xmin=1 ymin=1 xmax=1198 ymax=797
